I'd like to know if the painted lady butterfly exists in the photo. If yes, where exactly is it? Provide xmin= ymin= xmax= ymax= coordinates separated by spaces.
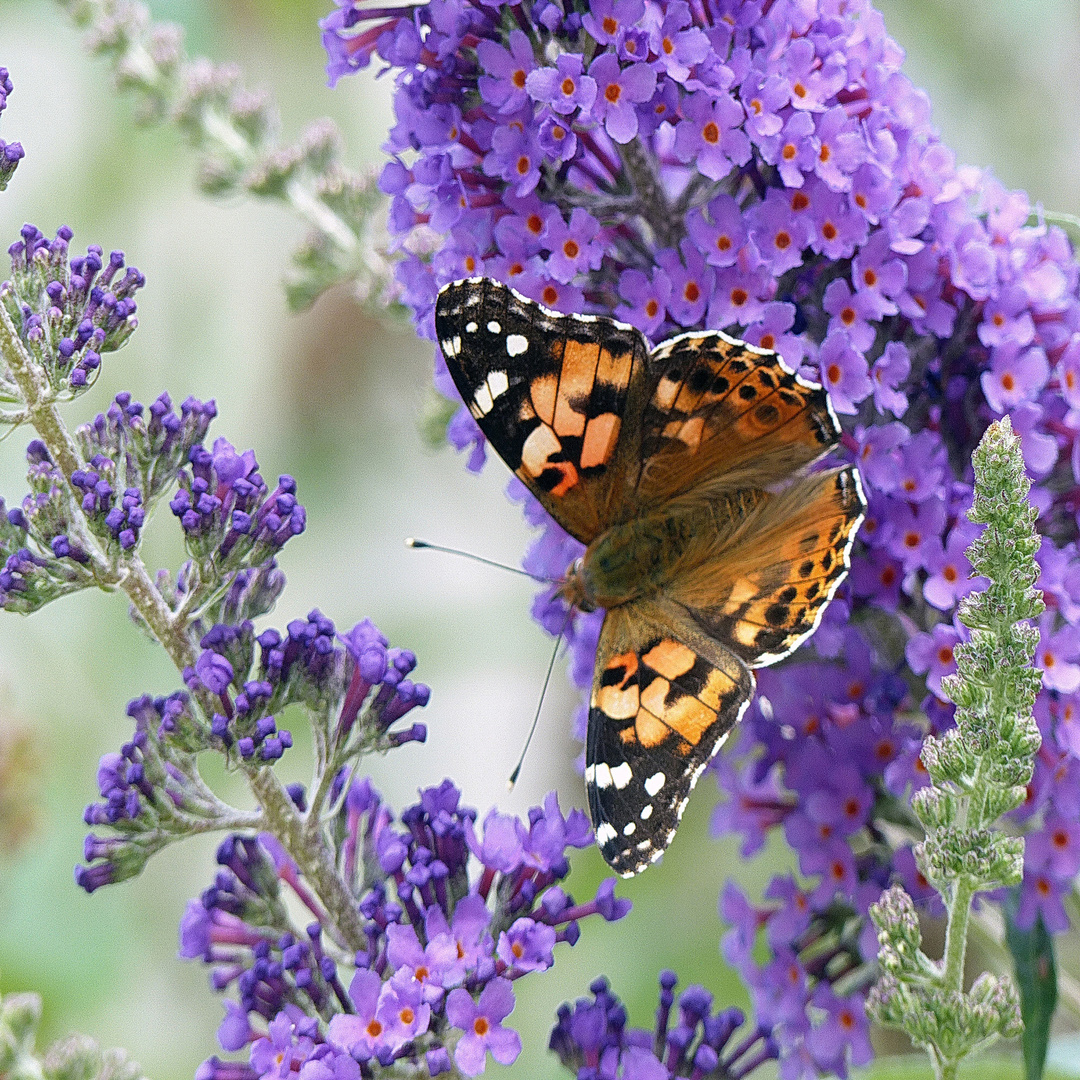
xmin=435 ymin=278 xmax=865 ymax=875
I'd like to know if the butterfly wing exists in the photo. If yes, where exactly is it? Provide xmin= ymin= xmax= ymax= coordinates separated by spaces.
xmin=628 ymin=328 xmax=865 ymax=666
xmin=637 ymin=330 xmax=840 ymax=506
xmin=586 ymin=598 xmax=754 ymax=876
xmin=436 ymin=279 xmax=650 ymax=543
xmin=666 ymin=466 xmax=865 ymax=667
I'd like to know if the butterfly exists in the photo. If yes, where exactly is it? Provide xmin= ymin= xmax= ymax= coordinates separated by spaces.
xmin=435 ymin=278 xmax=865 ymax=876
